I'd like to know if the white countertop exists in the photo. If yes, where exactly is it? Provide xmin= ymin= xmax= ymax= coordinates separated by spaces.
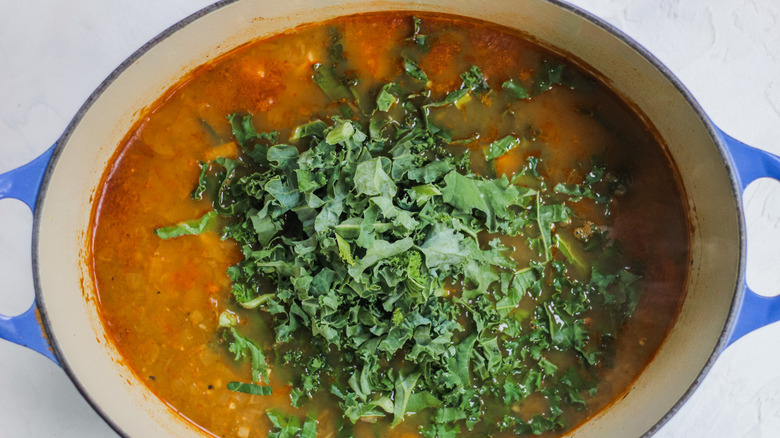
xmin=1 ymin=0 xmax=779 ymax=436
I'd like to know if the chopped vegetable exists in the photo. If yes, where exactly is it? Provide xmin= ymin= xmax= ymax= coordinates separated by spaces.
xmin=502 ymin=79 xmax=530 ymax=99
xmin=267 ymin=411 xmax=317 ymax=438
xmin=153 ymin=211 xmax=218 ymax=239
xmin=227 ymin=382 xmax=273 ymax=395
xmin=403 ymin=57 xmax=428 ymax=82
xmin=484 ymin=135 xmax=522 ymax=160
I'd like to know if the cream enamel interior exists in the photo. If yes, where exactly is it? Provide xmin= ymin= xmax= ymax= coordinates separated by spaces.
xmin=35 ymin=0 xmax=741 ymax=437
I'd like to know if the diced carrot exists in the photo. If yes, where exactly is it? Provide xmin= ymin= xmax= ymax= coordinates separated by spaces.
xmin=203 ymin=141 xmax=239 ymax=161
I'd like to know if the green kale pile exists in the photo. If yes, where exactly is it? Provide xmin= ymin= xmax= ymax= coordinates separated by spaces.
xmin=155 ymin=17 xmax=641 ymax=438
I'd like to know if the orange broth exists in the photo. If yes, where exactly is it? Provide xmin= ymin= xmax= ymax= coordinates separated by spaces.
xmin=91 ymin=12 xmax=689 ymax=438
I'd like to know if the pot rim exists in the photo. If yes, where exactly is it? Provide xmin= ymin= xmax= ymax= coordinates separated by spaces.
xmin=30 ymin=1 xmax=748 ymax=437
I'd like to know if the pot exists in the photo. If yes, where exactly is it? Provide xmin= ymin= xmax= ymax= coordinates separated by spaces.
xmin=1 ymin=0 xmax=779 ymax=436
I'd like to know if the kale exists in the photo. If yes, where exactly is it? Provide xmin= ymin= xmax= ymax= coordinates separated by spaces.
xmin=502 ymin=78 xmax=530 ymax=100
xmin=226 ymin=381 xmax=273 ymax=395
xmin=266 ymin=411 xmax=317 ymax=438
xmin=484 ymin=135 xmax=522 ymax=161
xmin=223 ymin=326 xmax=270 ymax=384
xmin=403 ymin=57 xmax=428 ymax=82
xmin=408 ymin=16 xmax=426 ymax=46
xmin=312 ymin=64 xmax=351 ymax=101
xmin=153 ymin=211 xmax=218 ymax=239
xmin=155 ymin=16 xmax=645 ymax=436
xmin=532 ymin=59 xmax=595 ymax=95
xmin=554 ymin=161 xmax=631 ymax=204
xmin=190 ymin=161 xmax=210 ymax=200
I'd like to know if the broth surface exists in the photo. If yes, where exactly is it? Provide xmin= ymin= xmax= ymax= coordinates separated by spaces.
xmin=92 ymin=12 xmax=689 ymax=437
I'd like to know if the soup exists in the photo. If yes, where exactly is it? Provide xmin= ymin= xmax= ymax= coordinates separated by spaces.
xmin=91 ymin=12 xmax=689 ymax=437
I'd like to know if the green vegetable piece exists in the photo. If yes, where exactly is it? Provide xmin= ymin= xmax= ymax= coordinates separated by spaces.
xmin=460 ymin=65 xmax=490 ymax=92
xmin=391 ymin=307 xmax=404 ymax=325
xmin=226 ymin=381 xmax=272 ymax=395
xmin=312 ymin=63 xmax=351 ymax=101
xmin=292 ymin=120 xmax=328 ymax=140
xmin=227 ymin=113 xmax=258 ymax=146
xmin=267 ymin=410 xmax=314 ymax=438
xmin=485 ymin=135 xmax=522 ymax=160
xmin=555 ymin=232 xmax=589 ymax=273
xmin=190 ymin=161 xmax=210 ymax=200
xmin=424 ymin=65 xmax=488 ymax=109
xmin=265 ymin=176 xmax=300 ymax=210
xmin=227 ymin=113 xmax=278 ymax=149
xmin=153 ymin=211 xmax=218 ymax=239
xmin=325 ymin=120 xmax=356 ymax=145
xmin=248 ymin=204 xmax=281 ymax=247
xmin=214 ymin=157 xmax=241 ymax=210
xmin=268 ymin=144 xmax=299 ymax=170
xmin=199 ymin=118 xmax=222 ymax=143
xmin=408 ymin=16 xmax=426 ymax=46
xmin=392 ymin=371 xmax=422 ymax=426
xmin=539 ymin=357 xmax=558 ymax=376
xmin=554 ymin=182 xmax=590 ymax=201
xmin=238 ymin=293 xmax=275 ymax=309
xmin=327 ymin=26 xmax=344 ymax=63
xmin=421 ymin=423 xmax=460 ymax=438
xmin=533 ymin=60 xmax=566 ymax=95
xmin=217 ymin=311 xmax=238 ymax=328
xmin=619 ymin=269 xmax=642 ymax=315
xmin=536 ymin=194 xmax=570 ymax=261
xmin=335 ymin=233 xmax=355 ymax=266
xmin=334 ymin=217 xmax=362 ymax=240
xmin=441 ymin=171 xmax=532 ymax=232
xmin=424 ymin=88 xmax=470 ymax=109
xmin=226 ymin=328 xmax=270 ymax=384
xmin=403 ymin=57 xmax=428 ymax=82
xmin=354 ymin=157 xmax=397 ymax=197
xmin=348 ymin=237 xmax=414 ymax=278
xmin=301 ymin=415 xmax=317 ymax=438
xmin=502 ymin=78 xmax=530 ymax=99
xmin=376 ymin=82 xmax=399 ymax=112
xmin=410 ymin=184 xmax=441 ymax=206
xmin=495 ymin=267 xmax=537 ymax=316
xmin=419 ymin=225 xmax=470 ymax=269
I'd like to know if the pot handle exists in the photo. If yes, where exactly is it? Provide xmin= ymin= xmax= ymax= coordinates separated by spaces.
xmin=719 ymin=129 xmax=780 ymax=346
xmin=0 ymin=145 xmax=59 ymax=363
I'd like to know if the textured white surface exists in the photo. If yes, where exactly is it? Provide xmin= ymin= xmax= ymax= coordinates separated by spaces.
xmin=1 ymin=0 xmax=779 ymax=436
